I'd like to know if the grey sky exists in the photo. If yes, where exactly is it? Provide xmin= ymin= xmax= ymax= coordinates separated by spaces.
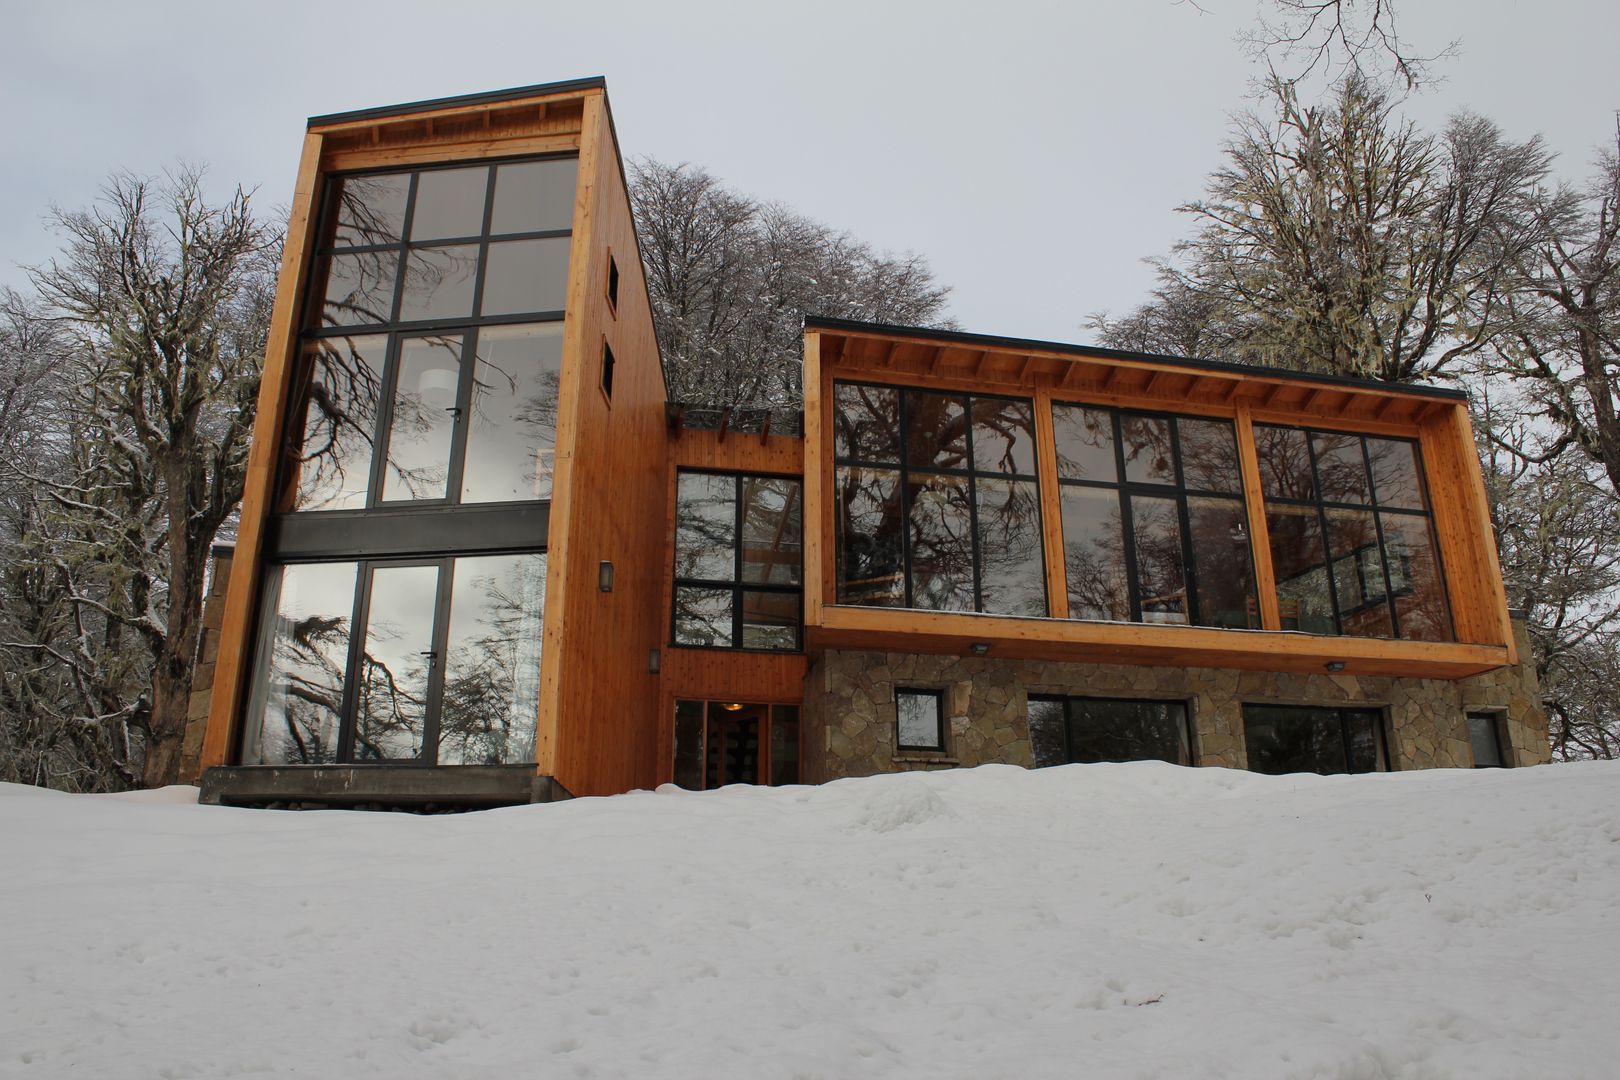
xmin=3 ymin=0 xmax=1615 ymax=344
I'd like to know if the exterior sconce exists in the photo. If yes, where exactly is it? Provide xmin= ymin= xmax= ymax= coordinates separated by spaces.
xmin=969 ymin=642 xmax=990 ymax=656
xmin=648 ymin=648 xmax=660 ymax=674
xmin=598 ymin=560 xmax=614 ymax=592
xmin=1324 ymin=661 xmax=1346 ymax=673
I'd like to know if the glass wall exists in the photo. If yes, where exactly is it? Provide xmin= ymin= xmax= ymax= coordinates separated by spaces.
xmin=673 ymin=471 xmax=803 ymax=650
xmin=244 ymin=155 xmax=575 ymax=766
xmin=1255 ymin=426 xmax=1451 ymax=641
xmin=243 ymin=552 xmax=546 ymax=766
xmin=832 ymin=382 xmax=1046 ymax=616
xmin=1050 ymin=405 xmax=1256 ymax=628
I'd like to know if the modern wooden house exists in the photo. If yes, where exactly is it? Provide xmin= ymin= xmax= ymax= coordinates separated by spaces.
xmin=193 ymin=77 xmax=1548 ymax=808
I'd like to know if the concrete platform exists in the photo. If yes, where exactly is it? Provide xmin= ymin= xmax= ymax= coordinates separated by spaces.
xmin=199 ymin=765 xmax=570 ymax=810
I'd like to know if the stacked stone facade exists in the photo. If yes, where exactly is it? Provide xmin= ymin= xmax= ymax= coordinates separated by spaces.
xmin=802 ymin=617 xmax=1550 ymax=781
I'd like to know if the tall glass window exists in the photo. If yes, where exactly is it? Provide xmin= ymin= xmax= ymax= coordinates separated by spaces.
xmin=1255 ymin=426 xmax=1451 ymax=641
xmin=673 ymin=472 xmax=802 ymax=651
xmin=1050 ymin=404 xmax=1256 ymax=628
xmin=246 ymin=155 xmax=575 ymax=766
xmin=833 ymin=382 xmax=1046 ymax=616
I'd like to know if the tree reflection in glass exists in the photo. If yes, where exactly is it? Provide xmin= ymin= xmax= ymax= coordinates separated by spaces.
xmin=1267 ymin=503 xmax=1336 ymax=633
xmin=975 ymin=478 xmax=1045 ymax=615
xmin=835 ymin=466 xmax=904 ymax=606
xmin=352 ymin=564 xmax=438 ymax=760
xmin=381 ymin=335 xmax=462 ymax=501
xmin=1060 ymin=487 xmax=1130 ymax=621
xmin=438 ymin=553 xmax=546 ymax=765
xmin=907 ymin=473 xmax=974 ymax=611
xmin=332 ymin=173 xmax=410 ymax=248
xmin=291 ymin=334 xmax=387 ymax=512
xmin=1131 ymin=495 xmax=1188 ymax=623
xmin=242 ymin=562 xmax=358 ymax=765
xmin=461 ymin=323 xmax=563 ymax=503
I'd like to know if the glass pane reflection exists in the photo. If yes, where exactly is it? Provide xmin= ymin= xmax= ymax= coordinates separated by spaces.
xmin=1051 ymin=404 xmax=1117 ymax=481
xmin=460 ymin=323 xmax=563 ymax=503
xmin=352 ymin=564 xmax=439 ymax=761
xmin=1060 ymin=486 xmax=1129 ymax=621
xmin=318 ymin=251 xmax=398 ymax=327
xmin=381 ymin=335 xmax=462 ymax=502
xmin=975 ymin=477 xmax=1045 ymax=616
xmin=398 ymin=244 xmax=479 ymax=323
xmin=480 ymin=237 xmax=570 ymax=317
xmin=674 ymin=473 xmax=736 ymax=580
xmin=409 ymin=166 xmax=488 ymax=241
xmin=242 ymin=561 xmax=357 ymax=766
xmin=438 ymin=553 xmax=546 ymax=765
xmin=333 ymin=173 xmax=410 ymax=248
xmin=491 ymin=158 xmax=578 ymax=235
xmin=292 ymin=334 xmax=387 ymax=512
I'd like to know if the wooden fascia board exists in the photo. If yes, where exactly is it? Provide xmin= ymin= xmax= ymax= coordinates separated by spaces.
xmin=307 ymin=88 xmax=593 ymax=136
xmin=811 ymin=605 xmax=1510 ymax=680
xmin=200 ymin=130 xmax=326 ymax=770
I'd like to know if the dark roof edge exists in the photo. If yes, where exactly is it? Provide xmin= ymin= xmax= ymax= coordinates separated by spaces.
xmin=803 ymin=316 xmax=1470 ymax=402
xmin=308 ymin=76 xmax=607 ymax=129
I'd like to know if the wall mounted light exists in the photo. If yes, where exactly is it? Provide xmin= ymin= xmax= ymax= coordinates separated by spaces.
xmin=1325 ymin=661 xmax=1346 ymax=673
xmin=598 ymin=560 xmax=614 ymax=593
xmin=969 ymin=642 xmax=990 ymax=656
xmin=648 ymin=648 xmax=661 ymax=674
xmin=721 ymin=702 xmax=744 ymax=712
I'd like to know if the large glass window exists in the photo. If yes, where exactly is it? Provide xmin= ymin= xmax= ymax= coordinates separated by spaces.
xmin=243 ymin=552 xmax=546 ymax=767
xmin=1255 ymin=426 xmax=1451 ymax=641
xmin=1242 ymin=704 xmax=1388 ymax=775
xmin=673 ymin=472 xmax=802 ymax=651
xmin=245 ymin=155 xmax=574 ymax=766
xmin=1027 ymin=696 xmax=1195 ymax=766
xmin=833 ymin=382 xmax=1046 ymax=616
xmin=1051 ymin=404 xmax=1256 ymax=628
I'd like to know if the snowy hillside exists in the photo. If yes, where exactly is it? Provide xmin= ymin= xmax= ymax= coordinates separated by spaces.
xmin=2 ymin=763 xmax=1617 ymax=1080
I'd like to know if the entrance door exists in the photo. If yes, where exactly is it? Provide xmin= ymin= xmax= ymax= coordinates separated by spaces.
xmin=673 ymin=700 xmax=800 ymax=790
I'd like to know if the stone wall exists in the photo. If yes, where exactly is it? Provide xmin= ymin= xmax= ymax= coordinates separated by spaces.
xmin=803 ymin=616 xmax=1551 ymax=781
xmin=177 ymin=545 xmax=233 ymax=785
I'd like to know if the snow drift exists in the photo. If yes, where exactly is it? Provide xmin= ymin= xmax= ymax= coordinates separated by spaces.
xmin=2 ymin=762 xmax=1617 ymax=1079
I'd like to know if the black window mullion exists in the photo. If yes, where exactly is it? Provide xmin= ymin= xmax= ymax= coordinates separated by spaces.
xmin=386 ymin=173 xmax=420 ymax=324
xmin=963 ymin=396 xmax=984 ymax=611
xmin=420 ymin=557 xmax=456 ymax=765
xmin=898 ymin=391 xmax=914 ymax=609
xmin=443 ymin=330 xmax=475 ymax=506
xmin=1302 ymin=429 xmax=1346 ymax=635
xmin=365 ymin=334 xmax=404 ymax=508
xmin=470 ymin=166 xmax=498 ymax=318
xmin=1112 ymin=412 xmax=1145 ymax=621
xmin=732 ymin=475 xmax=745 ymax=649
xmin=336 ymin=560 xmax=374 ymax=763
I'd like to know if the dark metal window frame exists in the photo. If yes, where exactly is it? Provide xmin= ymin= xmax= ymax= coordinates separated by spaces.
xmin=1027 ymin=693 xmax=1198 ymax=766
xmin=260 ymin=547 xmax=545 ymax=767
xmin=832 ymin=379 xmax=1049 ymax=614
xmin=1051 ymin=403 xmax=1256 ymax=628
xmin=1466 ymin=710 xmax=1510 ymax=768
xmin=894 ymin=687 xmax=947 ymax=753
xmin=1256 ymin=423 xmax=1453 ymax=641
xmin=1240 ymin=702 xmax=1394 ymax=775
xmin=671 ymin=699 xmax=803 ymax=789
xmin=671 ymin=469 xmax=804 ymax=653
xmin=272 ymin=154 xmax=577 ymax=558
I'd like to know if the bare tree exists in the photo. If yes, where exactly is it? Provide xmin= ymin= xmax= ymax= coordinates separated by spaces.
xmin=7 ymin=168 xmax=279 ymax=788
xmin=1242 ymin=0 xmax=1456 ymax=90
xmin=1094 ymin=76 xmax=1556 ymax=385
xmin=630 ymin=159 xmax=953 ymax=408
xmin=1484 ymin=130 xmax=1620 ymax=496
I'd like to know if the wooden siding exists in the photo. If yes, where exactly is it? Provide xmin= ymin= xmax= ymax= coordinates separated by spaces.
xmin=805 ymin=326 xmax=1516 ymax=680
xmin=542 ymin=90 xmax=669 ymax=796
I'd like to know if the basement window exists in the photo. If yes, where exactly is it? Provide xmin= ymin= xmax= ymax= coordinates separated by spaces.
xmin=1242 ymin=704 xmax=1388 ymax=775
xmin=896 ymin=689 xmax=945 ymax=753
xmin=1027 ymin=696 xmax=1195 ymax=767
xmin=1466 ymin=711 xmax=1508 ymax=768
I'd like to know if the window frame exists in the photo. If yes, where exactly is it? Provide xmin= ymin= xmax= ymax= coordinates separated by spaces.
xmin=1255 ymin=422 xmax=1453 ymax=641
xmin=670 ymin=469 xmax=804 ymax=653
xmin=1241 ymin=702 xmax=1393 ymax=775
xmin=1466 ymin=710 xmax=1510 ymax=768
xmin=894 ymin=688 xmax=947 ymax=753
xmin=1026 ymin=694 xmax=1198 ymax=767
xmin=832 ymin=378 xmax=1049 ymax=615
xmin=1050 ymin=403 xmax=1257 ymax=629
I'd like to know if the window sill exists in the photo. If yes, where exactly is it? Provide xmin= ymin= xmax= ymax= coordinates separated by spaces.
xmin=892 ymin=754 xmax=958 ymax=766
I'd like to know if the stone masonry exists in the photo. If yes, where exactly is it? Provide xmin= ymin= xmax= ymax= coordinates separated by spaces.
xmin=802 ymin=616 xmax=1551 ymax=782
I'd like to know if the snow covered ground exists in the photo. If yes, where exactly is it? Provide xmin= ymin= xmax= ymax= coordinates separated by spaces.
xmin=2 ymin=762 xmax=1617 ymax=1079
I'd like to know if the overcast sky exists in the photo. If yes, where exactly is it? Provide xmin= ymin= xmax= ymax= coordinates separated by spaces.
xmin=3 ymin=0 xmax=1614 ymax=344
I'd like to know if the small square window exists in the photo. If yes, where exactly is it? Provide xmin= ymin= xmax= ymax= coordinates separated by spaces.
xmin=607 ymin=254 xmax=620 ymax=310
xmin=602 ymin=342 xmax=616 ymax=401
xmin=896 ymin=689 xmax=944 ymax=752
